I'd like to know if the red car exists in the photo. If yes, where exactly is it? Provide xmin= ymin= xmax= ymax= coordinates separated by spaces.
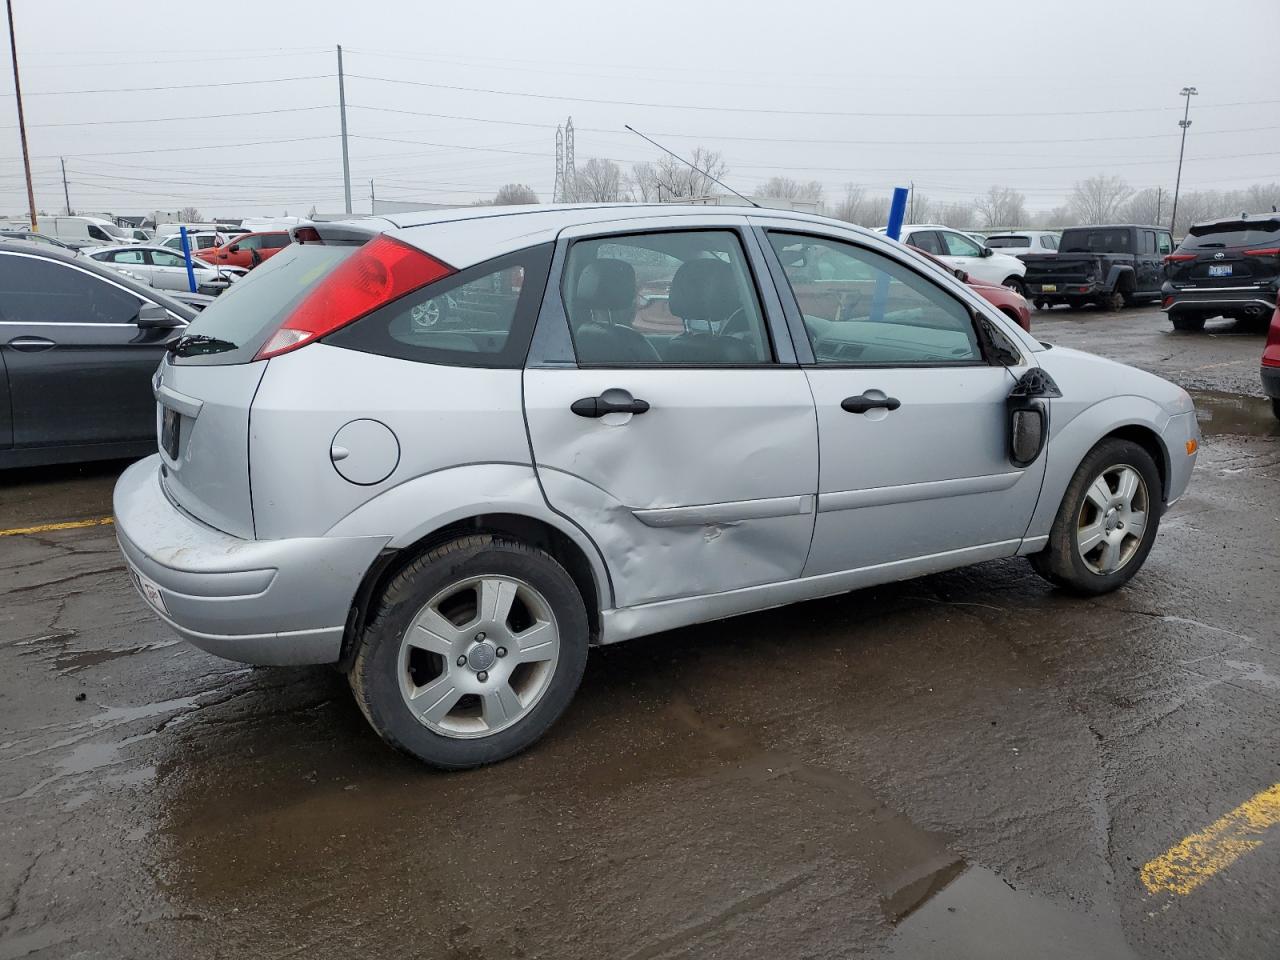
xmin=1262 ymin=292 xmax=1280 ymax=420
xmin=196 ymin=230 xmax=291 ymax=270
xmin=912 ymin=245 xmax=1031 ymax=331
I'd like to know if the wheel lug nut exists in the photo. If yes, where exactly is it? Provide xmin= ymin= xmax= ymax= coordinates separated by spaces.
xmin=496 ymin=647 xmax=507 ymax=658
xmin=477 ymin=671 xmax=488 ymax=683
xmin=476 ymin=632 xmax=486 ymax=641
xmin=457 ymin=655 xmax=467 ymax=667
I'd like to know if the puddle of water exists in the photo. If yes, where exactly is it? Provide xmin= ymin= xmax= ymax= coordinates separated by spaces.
xmin=1224 ymin=660 xmax=1280 ymax=691
xmin=1189 ymin=390 xmax=1280 ymax=438
xmin=882 ymin=865 xmax=1136 ymax=959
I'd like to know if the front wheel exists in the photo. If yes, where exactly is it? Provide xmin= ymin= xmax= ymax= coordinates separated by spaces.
xmin=1030 ymin=438 xmax=1162 ymax=595
xmin=350 ymin=536 xmax=589 ymax=769
xmin=1272 ymin=397 xmax=1280 ymax=421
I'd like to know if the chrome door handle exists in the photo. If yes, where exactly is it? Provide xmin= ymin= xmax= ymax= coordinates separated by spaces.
xmin=7 ymin=336 xmax=55 ymax=352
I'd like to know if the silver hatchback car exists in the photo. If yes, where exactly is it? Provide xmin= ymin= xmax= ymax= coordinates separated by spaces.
xmin=114 ymin=204 xmax=1199 ymax=768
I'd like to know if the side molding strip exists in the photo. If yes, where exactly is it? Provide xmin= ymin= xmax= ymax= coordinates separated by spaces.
xmin=819 ymin=472 xmax=1021 ymax=513
xmin=633 ymin=494 xmax=815 ymax=528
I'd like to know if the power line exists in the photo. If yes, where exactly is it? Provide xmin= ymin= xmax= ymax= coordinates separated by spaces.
xmin=0 ymin=104 xmax=332 ymax=130
xmin=22 ymin=74 xmax=334 ymax=96
xmin=345 ymin=72 xmax=1280 ymax=119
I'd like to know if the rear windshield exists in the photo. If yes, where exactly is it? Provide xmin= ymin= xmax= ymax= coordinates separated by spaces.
xmin=1059 ymin=229 xmax=1131 ymax=253
xmin=1181 ymin=219 xmax=1280 ymax=249
xmin=170 ymin=242 xmax=352 ymax=365
xmin=986 ymin=236 xmax=1029 ymax=248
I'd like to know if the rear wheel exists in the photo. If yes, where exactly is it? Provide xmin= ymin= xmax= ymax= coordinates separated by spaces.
xmin=1171 ymin=313 xmax=1206 ymax=332
xmin=1003 ymin=276 xmax=1028 ymax=298
xmin=1033 ymin=299 xmax=1049 ymax=311
xmin=1272 ymin=398 xmax=1280 ymax=421
xmin=1103 ymin=290 xmax=1126 ymax=311
xmin=1031 ymin=438 xmax=1162 ymax=595
xmin=349 ymin=535 xmax=589 ymax=769
xmin=1068 ymin=300 xmax=1087 ymax=311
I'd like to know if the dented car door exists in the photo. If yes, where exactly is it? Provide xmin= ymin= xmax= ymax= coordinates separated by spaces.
xmin=523 ymin=216 xmax=819 ymax=609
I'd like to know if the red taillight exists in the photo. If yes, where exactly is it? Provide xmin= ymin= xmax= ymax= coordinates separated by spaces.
xmin=1243 ymin=247 xmax=1280 ymax=257
xmin=1163 ymin=296 xmax=1174 ymax=308
xmin=1163 ymin=253 xmax=1196 ymax=263
xmin=255 ymin=235 xmax=453 ymax=360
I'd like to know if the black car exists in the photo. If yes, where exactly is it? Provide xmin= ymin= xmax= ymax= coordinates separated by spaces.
xmin=0 ymin=241 xmax=196 ymax=469
xmin=1161 ymin=214 xmax=1280 ymax=331
xmin=1022 ymin=224 xmax=1172 ymax=311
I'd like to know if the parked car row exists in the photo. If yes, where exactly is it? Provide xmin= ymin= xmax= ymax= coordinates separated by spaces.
xmin=87 ymin=245 xmax=247 ymax=294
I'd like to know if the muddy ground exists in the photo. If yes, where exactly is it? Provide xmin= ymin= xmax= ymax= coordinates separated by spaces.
xmin=1 ymin=305 xmax=1277 ymax=959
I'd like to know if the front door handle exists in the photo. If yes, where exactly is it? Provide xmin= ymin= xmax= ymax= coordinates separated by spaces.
xmin=571 ymin=395 xmax=651 ymax=418
xmin=7 ymin=336 xmax=55 ymax=352
xmin=841 ymin=392 xmax=901 ymax=414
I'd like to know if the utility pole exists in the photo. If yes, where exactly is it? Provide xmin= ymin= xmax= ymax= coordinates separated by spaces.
xmin=1155 ymin=186 xmax=1162 ymax=225
xmin=59 ymin=156 xmax=71 ymax=215
xmin=337 ymin=44 xmax=352 ymax=215
xmin=369 ymin=178 xmax=375 ymax=214
xmin=1170 ymin=86 xmax=1197 ymax=234
xmin=6 ymin=0 xmax=38 ymax=231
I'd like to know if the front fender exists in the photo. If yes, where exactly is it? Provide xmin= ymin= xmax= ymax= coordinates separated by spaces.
xmin=323 ymin=462 xmax=612 ymax=610
xmin=1024 ymin=395 xmax=1172 ymax=544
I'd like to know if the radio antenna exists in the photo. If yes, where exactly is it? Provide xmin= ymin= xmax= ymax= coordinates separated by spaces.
xmin=625 ymin=124 xmax=759 ymax=208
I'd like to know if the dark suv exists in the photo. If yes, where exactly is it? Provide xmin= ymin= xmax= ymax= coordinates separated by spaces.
xmin=1162 ymin=214 xmax=1280 ymax=331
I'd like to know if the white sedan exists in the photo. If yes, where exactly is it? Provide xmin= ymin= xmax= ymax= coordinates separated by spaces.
xmin=87 ymin=245 xmax=244 ymax=293
xmin=882 ymin=224 xmax=1029 ymax=295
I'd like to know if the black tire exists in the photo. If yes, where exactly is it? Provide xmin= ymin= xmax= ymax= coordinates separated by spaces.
xmin=1068 ymin=300 xmax=1087 ymax=311
xmin=1030 ymin=438 xmax=1162 ymax=596
xmin=1003 ymin=276 xmax=1028 ymax=298
xmin=349 ymin=535 xmax=590 ymax=770
xmin=1102 ymin=290 xmax=1125 ymax=311
xmin=1171 ymin=313 xmax=1206 ymax=332
xmin=1033 ymin=299 xmax=1049 ymax=311
xmin=1272 ymin=397 xmax=1280 ymax=421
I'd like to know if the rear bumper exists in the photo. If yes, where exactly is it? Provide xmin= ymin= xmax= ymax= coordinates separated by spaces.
xmin=1161 ymin=284 xmax=1276 ymax=315
xmin=113 ymin=456 xmax=389 ymax=665
xmin=1262 ymin=365 xmax=1280 ymax=400
xmin=1028 ymin=281 xmax=1102 ymax=300
xmin=1161 ymin=411 xmax=1200 ymax=508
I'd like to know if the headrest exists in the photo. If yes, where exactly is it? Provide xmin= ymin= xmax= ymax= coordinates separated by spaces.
xmin=668 ymin=257 xmax=741 ymax=322
xmin=575 ymin=258 xmax=636 ymax=312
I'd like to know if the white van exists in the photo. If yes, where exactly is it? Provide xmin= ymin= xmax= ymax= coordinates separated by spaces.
xmin=43 ymin=216 xmax=136 ymax=248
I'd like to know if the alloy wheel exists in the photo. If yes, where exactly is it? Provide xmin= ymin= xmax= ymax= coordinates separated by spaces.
xmin=1075 ymin=464 xmax=1149 ymax=575
xmin=397 ymin=575 xmax=560 ymax=738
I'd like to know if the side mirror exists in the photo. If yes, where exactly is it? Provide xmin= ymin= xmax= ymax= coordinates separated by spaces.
xmin=980 ymin=246 xmax=994 ymax=258
xmin=228 ymin=244 xmax=240 ymax=253
xmin=1005 ymin=369 xmax=1062 ymax=467
xmin=137 ymin=303 xmax=182 ymax=329
xmin=955 ymin=269 xmax=970 ymax=282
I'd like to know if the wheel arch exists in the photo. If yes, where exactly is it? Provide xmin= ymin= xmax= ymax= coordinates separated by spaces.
xmin=1103 ymin=424 xmax=1170 ymax=504
xmin=1106 ymin=264 xmax=1136 ymax=292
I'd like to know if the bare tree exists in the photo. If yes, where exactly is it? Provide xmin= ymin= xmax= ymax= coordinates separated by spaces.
xmin=756 ymin=176 xmax=824 ymax=202
xmin=832 ymin=183 xmax=868 ymax=224
xmin=648 ymin=147 xmax=729 ymax=200
xmin=493 ymin=184 xmax=538 ymax=206
xmin=907 ymin=191 xmax=932 ymax=223
xmin=178 ymin=206 xmax=202 ymax=223
xmin=934 ymin=200 xmax=976 ymax=229
xmin=1068 ymin=176 xmax=1132 ymax=224
xmin=627 ymin=162 xmax=659 ymax=202
xmin=572 ymin=158 xmax=623 ymax=202
xmin=973 ymin=186 xmax=1028 ymax=229
xmin=1122 ymin=187 xmax=1166 ymax=226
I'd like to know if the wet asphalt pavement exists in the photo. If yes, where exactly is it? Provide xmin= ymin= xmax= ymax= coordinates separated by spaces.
xmin=1 ymin=305 xmax=1277 ymax=959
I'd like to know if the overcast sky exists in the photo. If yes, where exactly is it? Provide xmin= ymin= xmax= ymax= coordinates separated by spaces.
xmin=2 ymin=0 xmax=1277 ymax=219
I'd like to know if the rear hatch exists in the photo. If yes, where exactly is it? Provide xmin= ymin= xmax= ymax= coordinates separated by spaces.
xmin=156 ymin=240 xmax=355 ymax=538
xmin=1165 ymin=217 xmax=1280 ymax=288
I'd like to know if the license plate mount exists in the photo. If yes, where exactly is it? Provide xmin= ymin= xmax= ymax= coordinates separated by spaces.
xmin=161 ymin=407 xmax=180 ymax=460
xmin=1208 ymin=264 xmax=1232 ymax=277
xmin=1041 ymin=284 xmax=1057 ymax=293
xmin=131 ymin=567 xmax=169 ymax=615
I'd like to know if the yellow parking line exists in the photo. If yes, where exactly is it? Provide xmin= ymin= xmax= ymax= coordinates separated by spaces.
xmin=1141 ymin=782 xmax=1280 ymax=896
xmin=0 ymin=517 xmax=114 ymax=537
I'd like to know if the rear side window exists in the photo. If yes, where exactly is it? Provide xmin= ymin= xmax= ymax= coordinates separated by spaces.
xmin=325 ymin=243 xmax=554 ymax=368
xmin=1041 ymin=235 xmax=1059 ymax=250
xmin=0 ymin=253 xmax=141 ymax=324
xmin=907 ymin=231 xmax=943 ymax=255
xmin=986 ymin=235 xmax=1029 ymax=248
xmin=262 ymin=233 xmax=291 ymax=249
xmin=1060 ymin=229 xmax=1132 ymax=253
xmin=172 ymin=242 xmax=353 ymax=364
xmin=1181 ymin=220 xmax=1280 ymax=249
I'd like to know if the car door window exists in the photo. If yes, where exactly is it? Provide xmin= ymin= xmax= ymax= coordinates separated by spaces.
xmin=0 ymin=254 xmax=142 ymax=324
xmin=150 ymin=250 xmax=187 ymax=268
xmin=262 ymin=233 xmax=290 ymax=249
xmin=906 ymin=230 xmax=943 ymax=255
xmin=563 ymin=229 xmax=772 ymax=366
xmin=768 ymin=232 xmax=982 ymax=365
xmin=1157 ymin=232 xmax=1173 ymax=255
xmin=110 ymin=249 xmax=146 ymax=265
xmin=1041 ymin=235 xmax=1058 ymax=250
xmin=941 ymin=231 xmax=983 ymax=257
xmin=238 ymin=235 xmax=263 ymax=250
xmin=1141 ymin=231 xmax=1156 ymax=255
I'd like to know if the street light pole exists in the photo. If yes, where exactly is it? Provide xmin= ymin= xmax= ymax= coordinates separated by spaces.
xmin=337 ymin=44 xmax=352 ymax=215
xmin=5 ymin=0 xmax=38 ymax=231
xmin=1169 ymin=86 xmax=1197 ymax=234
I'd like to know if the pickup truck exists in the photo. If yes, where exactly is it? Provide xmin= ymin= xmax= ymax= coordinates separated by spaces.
xmin=1022 ymin=224 xmax=1173 ymax=311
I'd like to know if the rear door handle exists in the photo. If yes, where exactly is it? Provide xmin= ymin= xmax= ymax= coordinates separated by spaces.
xmin=571 ymin=395 xmax=651 ymax=418
xmin=841 ymin=392 xmax=901 ymax=414
xmin=7 ymin=336 xmax=55 ymax=352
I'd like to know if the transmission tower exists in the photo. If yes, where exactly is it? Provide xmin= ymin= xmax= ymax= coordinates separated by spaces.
xmin=564 ymin=116 xmax=576 ymax=202
xmin=554 ymin=124 xmax=564 ymax=203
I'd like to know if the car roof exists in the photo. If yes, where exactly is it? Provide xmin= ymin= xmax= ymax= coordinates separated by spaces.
xmin=1062 ymin=224 xmax=1164 ymax=231
xmin=1188 ymin=213 xmax=1280 ymax=229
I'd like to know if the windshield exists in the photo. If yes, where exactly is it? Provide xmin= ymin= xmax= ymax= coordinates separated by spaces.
xmin=1182 ymin=219 xmax=1280 ymax=249
xmin=100 ymin=223 xmax=130 ymax=239
xmin=1060 ymin=229 xmax=1131 ymax=253
xmin=986 ymin=236 xmax=1029 ymax=248
xmin=171 ymin=241 xmax=352 ymax=364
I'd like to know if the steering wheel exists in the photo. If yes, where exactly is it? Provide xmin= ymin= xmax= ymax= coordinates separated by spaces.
xmin=717 ymin=306 xmax=748 ymax=338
